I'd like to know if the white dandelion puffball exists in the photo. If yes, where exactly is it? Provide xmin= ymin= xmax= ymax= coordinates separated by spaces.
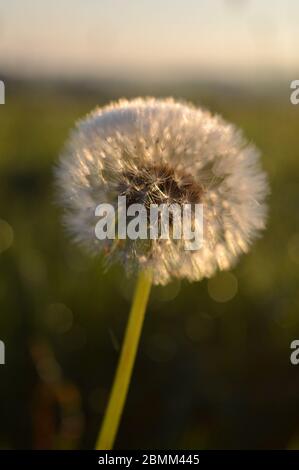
xmin=56 ymin=98 xmax=268 ymax=285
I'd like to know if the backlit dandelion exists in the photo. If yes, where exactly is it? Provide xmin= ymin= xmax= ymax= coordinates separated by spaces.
xmin=57 ymin=98 xmax=268 ymax=285
xmin=56 ymin=98 xmax=268 ymax=450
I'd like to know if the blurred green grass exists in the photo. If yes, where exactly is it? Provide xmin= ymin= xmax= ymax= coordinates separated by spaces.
xmin=0 ymin=79 xmax=299 ymax=449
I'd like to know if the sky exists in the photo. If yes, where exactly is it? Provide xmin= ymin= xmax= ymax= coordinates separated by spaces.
xmin=0 ymin=0 xmax=298 ymax=80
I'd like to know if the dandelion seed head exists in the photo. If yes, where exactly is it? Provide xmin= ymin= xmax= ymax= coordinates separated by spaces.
xmin=56 ymin=98 xmax=269 ymax=285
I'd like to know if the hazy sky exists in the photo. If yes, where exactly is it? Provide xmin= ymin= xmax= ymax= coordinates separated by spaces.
xmin=0 ymin=0 xmax=298 ymax=79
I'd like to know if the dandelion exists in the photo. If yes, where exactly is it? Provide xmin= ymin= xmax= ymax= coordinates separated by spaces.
xmin=56 ymin=98 xmax=268 ymax=449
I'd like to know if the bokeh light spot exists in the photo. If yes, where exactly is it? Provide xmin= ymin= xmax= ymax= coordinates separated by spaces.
xmin=288 ymin=234 xmax=299 ymax=264
xmin=44 ymin=303 xmax=73 ymax=334
xmin=152 ymin=280 xmax=181 ymax=302
xmin=207 ymin=272 xmax=238 ymax=303
xmin=0 ymin=219 xmax=14 ymax=254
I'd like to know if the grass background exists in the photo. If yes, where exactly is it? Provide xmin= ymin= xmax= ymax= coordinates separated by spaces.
xmin=0 ymin=77 xmax=299 ymax=449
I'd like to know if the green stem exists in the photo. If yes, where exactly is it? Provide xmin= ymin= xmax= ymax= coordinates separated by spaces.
xmin=95 ymin=269 xmax=152 ymax=450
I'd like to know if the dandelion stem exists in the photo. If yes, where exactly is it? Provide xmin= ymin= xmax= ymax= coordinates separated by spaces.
xmin=95 ymin=269 xmax=152 ymax=450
